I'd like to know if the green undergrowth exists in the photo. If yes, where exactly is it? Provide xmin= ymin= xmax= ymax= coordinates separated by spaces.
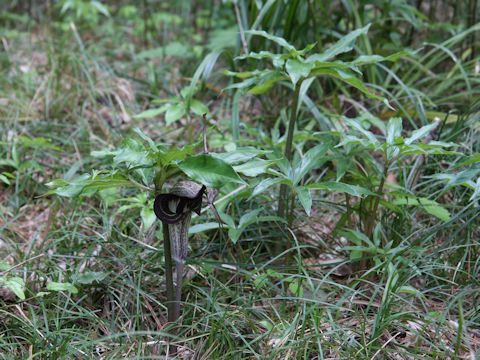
xmin=0 ymin=1 xmax=479 ymax=359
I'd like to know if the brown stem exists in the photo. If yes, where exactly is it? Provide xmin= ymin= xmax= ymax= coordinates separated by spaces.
xmin=162 ymin=223 xmax=176 ymax=324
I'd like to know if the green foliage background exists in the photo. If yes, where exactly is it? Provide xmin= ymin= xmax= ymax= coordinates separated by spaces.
xmin=0 ymin=0 xmax=479 ymax=358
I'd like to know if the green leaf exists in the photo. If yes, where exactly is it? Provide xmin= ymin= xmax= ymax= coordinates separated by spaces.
xmin=0 ymin=261 xmax=9 ymax=271
xmin=137 ymin=41 xmax=193 ymax=59
xmin=76 ymin=272 xmax=108 ymax=285
xmin=47 ymin=174 xmax=135 ymax=198
xmin=211 ymin=148 xmax=269 ymax=164
xmin=288 ymin=278 xmax=304 ymax=297
xmin=229 ymin=228 xmax=242 ymax=244
xmin=307 ymin=182 xmax=375 ymax=196
xmin=133 ymin=127 xmax=157 ymax=151
xmin=296 ymin=186 xmax=312 ymax=216
xmin=46 ymin=174 xmax=90 ymax=197
xmin=234 ymin=159 xmax=273 ymax=177
xmin=165 ymin=103 xmax=186 ymax=124
xmin=238 ymin=209 xmax=263 ymax=228
xmin=386 ymin=117 xmax=403 ymax=145
xmin=405 ymin=122 xmax=438 ymax=145
xmin=178 ymin=154 xmax=244 ymax=188
xmin=393 ymin=197 xmax=451 ymax=221
xmin=398 ymin=285 xmax=423 ymax=297
xmin=386 ymin=117 xmax=402 ymax=159
xmin=189 ymin=222 xmax=222 ymax=234
xmin=114 ymin=149 xmax=152 ymax=168
xmin=253 ymin=273 xmax=270 ymax=289
xmin=313 ymin=67 xmax=385 ymax=102
xmin=245 ymin=30 xmax=296 ymax=52
xmin=47 ymin=281 xmax=78 ymax=294
xmin=0 ymin=276 xmax=25 ymax=300
xmin=344 ymin=118 xmax=379 ymax=145
xmin=248 ymin=71 xmax=284 ymax=95
xmin=0 ymin=174 xmax=10 ymax=185
xmin=134 ymin=104 xmax=169 ymax=119
xmin=286 ymin=59 xmax=313 ymax=86
xmin=18 ymin=136 xmax=61 ymax=151
xmin=251 ymin=177 xmax=289 ymax=197
xmin=189 ymin=99 xmax=209 ymax=116
xmin=306 ymin=24 xmax=371 ymax=63
xmin=141 ymin=206 xmax=156 ymax=229
xmin=351 ymin=51 xmax=408 ymax=66
xmin=92 ymin=1 xmax=110 ymax=16
xmin=292 ymin=143 xmax=330 ymax=184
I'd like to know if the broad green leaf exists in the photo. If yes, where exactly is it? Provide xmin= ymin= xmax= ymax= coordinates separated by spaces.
xmin=292 ymin=143 xmax=330 ymax=184
xmin=386 ymin=117 xmax=402 ymax=159
xmin=85 ymin=175 xmax=134 ymax=192
xmin=47 ymin=281 xmax=78 ymax=294
xmin=344 ymin=118 xmax=379 ymax=145
xmin=288 ymin=278 xmax=304 ymax=297
xmin=313 ymin=67 xmax=386 ymax=102
xmin=180 ymin=86 xmax=195 ymax=99
xmin=189 ymin=222 xmax=222 ymax=234
xmin=0 ymin=174 xmax=10 ymax=185
xmin=238 ymin=208 xmax=262 ymax=228
xmin=245 ymin=30 xmax=296 ymax=52
xmin=133 ymin=127 xmax=157 ymax=151
xmin=351 ymin=51 xmax=408 ymax=66
xmin=393 ymin=197 xmax=451 ymax=221
xmin=47 ymin=174 xmax=135 ymax=198
xmin=134 ymin=104 xmax=169 ymax=119
xmin=165 ymin=103 xmax=186 ymax=124
xmin=0 ymin=261 xmax=9 ymax=271
xmin=178 ymin=154 xmax=244 ymax=188
xmin=211 ymin=148 xmax=269 ymax=164
xmin=296 ymin=186 xmax=312 ymax=216
xmin=298 ymin=77 xmax=316 ymax=113
xmin=46 ymin=174 xmax=90 ymax=197
xmin=157 ymin=145 xmax=194 ymax=165
xmin=342 ymin=229 xmax=375 ymax=247
xmin=251 ymin=177 xmax=289 ymax=197
xmin=223 ymin=77 xmax=258 ymax=92
xmin=405 ymin=122 xmax=438 ymax=145
xmin=141 ymin=206 xmax=156 ymax=229
xmin=229 ymin=228 xmax=242 ymax=244
xmin=248 ymin=71 xmax=284 ymax=95
xmin=189 ymin=99 xmax=209 ymax=116
xmin=235 ymin=51 xmax=284 ymax=66
xmin=0 ymin=276 xmax=25 ymax=300
xmin=286 ymin=59 xmax=313 ymax=86
xmin=91 ymin=1 xmax=110 ymax=16
xmin=218 ymin=211 xmax=236 ymax=229
xmin=18 ymin=136 xmax=61 ymax=151
xmin=306 ymin=24 xmax=371 ymax=63
xmin=307 ymin=182 xmax=375 ymax=196
xmin=76 ymin=272 xmax=108 ymax=285
xmin=114 ymin=147 xmax=152 ymax=168
xmin=253 ymin=273 xmax=270 ymax=289
xmin=234 ymin=159 xmax=273 ymax=177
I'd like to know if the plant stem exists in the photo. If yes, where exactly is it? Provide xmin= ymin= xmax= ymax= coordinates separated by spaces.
xmin=365 ymin=157 xmax=389 ymax=239
xmin=278 ymin=80 xmax=303 ymax=220
xmin=162 ymin=223 xmax=176 ymax=324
